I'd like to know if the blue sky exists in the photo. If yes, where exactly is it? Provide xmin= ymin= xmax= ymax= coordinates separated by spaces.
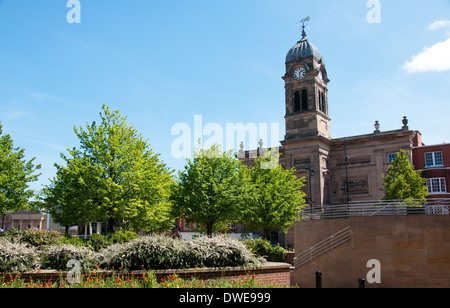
xmin=1 ymin=0 xmax=450 ymax=192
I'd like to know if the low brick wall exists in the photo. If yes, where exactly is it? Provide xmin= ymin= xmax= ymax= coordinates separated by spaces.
xmin=3 ymin=262 xmax=292 ymax=287
xmin=149 ymin=262 xmax=292 ymax=286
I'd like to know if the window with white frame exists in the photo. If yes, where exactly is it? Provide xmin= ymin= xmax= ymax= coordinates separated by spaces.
xmin=426 ymin=178 xmax=447 ymax=194
xmin=425 ymin=152 xmax=443 ymax=167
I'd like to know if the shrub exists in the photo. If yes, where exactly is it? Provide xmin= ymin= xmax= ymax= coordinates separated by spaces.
xmin=0 ymin=238 xmax=40 ymax=273
xmin=40 ymin=244 xmax=102 ymax=271
xmin=87 ymin=234 xmax=112 ymax=252
xmin=61 ymin=236 xmax=86 ymax=247
xmin=0 ymin=229 xmax=63 ymax=248
xmin=102 ymin=235 xmax=263 ymax=271
xmin=192 ymin=236 xmax=262 ymax=268
xmin=102 ymin=235 xmax=192 ymax=271
xmin=1 ymin=232 xmax=264 ymax=272
xmin=20 ymin=229 xmax=63 ymax=248
xmin=84 ymin=231 xmax=139 ymax=251
xmin=244 ymin=239 xmax=287 ymax=262
xmin=107 ymin=230 xmax=139 ymax=244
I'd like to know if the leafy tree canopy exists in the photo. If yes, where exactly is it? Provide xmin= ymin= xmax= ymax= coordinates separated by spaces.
xmin=43 ymin=105 xmax=174 ymax=233
xmin=171 ymin=144 xmax=253 ymax=236
xmin=382 ymin=150 xmax=428 ymax=201
xmin=241 ymin=152 xmax=306 ymax=240
xmin=0 ymin=122 xmax=41 ymax=216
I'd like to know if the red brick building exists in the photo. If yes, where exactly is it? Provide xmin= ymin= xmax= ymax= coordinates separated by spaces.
xmin=413 ymin=143 xmax=450 ymax=198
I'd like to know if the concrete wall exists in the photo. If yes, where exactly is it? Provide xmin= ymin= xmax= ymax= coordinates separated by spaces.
xmin=293 ymin=215 xmax=450 ymax=288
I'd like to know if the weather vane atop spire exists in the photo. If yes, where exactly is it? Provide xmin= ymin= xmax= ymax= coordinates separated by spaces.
xmin=298 ymin=16 xmax=311 ymax=39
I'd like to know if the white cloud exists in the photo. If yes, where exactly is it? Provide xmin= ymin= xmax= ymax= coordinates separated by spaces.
xmin=26 ymin=92 xmax=62 ymax=102
xmin=0 ymin=107 xmax=31 ymax=120
xmin=428 ymin=20 xmax=450 ymax=31
xmin=403 ymin=38 xmax=450 ymax=73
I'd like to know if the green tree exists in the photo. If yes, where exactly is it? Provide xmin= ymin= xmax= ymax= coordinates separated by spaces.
xmin=41 ymin=157 xmax=91 ymax=236
xmin=0 ymin=122 xmax=41 ymax=217
xmin=241 ymin=152 xmax=306 ymax=240
xmin=43 ymin=105 xmax=174 ymax=233
xmin=171 ymin=144 xmax=253 ymax=236
xmin=382 ymin=150 xmax=428 ymax=201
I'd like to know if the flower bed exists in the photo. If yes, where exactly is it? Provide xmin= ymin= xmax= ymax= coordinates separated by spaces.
xmin=0 ymin=262 xmax=292 ymax=288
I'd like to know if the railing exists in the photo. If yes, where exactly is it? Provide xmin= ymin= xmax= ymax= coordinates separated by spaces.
xmin=293 ymin=226 xmax=351 ymax=269
xmin=300 ymin=198 xmax=450 ymax=220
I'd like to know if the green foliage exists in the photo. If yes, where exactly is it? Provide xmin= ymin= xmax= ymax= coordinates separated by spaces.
xmin=241 ymin=154 xmax=306 ymax=239
xmin=14 ymin=229 xmax=62 ymax=248
xmin=244 ymin=239 xmax=287 ymax=262
xmin=61 ymin=236 xmax=86 ymax=247
xmin=0 ymin=228 xmax=63 ymax=248
xmin=85 ymin=231 xmax=139 ymax=251
xmin=0 ymin=122 xmax=41 ymax=215
xmin=42 ymin=105 xmax=174 ymax=233
xmin=87 ymin=234 xmax=112 ymax=252
xmin=382 ymin=150 xmax=429 ymax=201
xmin=107 ymin=230 xmax=139 ymax=244
xmin=171 ymin=144 xmax=253 ymax=236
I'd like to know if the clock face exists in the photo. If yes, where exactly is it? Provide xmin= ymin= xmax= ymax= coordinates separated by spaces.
xmin=293 ymin=67 xmax=306 ymax=80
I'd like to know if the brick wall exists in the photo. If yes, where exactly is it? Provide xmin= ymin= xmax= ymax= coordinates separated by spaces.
xmin=413 ymin=143 xmax=450 ymax=197
xmin=4 ymin=262 xmax=292 ymax=287
xmin=148 ymin=262 xmax=291 ymax=286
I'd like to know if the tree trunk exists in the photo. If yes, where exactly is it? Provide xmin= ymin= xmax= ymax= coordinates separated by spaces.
xmin=206 ymin=222 xmax=213 ymax=237
xmin=107 ymin=217 xmax=115 ymax=234
xmin=65 ymin=226 xmax=70 ymax=237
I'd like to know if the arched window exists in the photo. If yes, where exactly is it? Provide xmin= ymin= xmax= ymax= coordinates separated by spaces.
xmin=318 ymin=90 xmax=323 ymax=112
xmin=321 ymin=92 xmax=326 ymax=113
xmin=302 ymin=90 xmax=308 ymax=111
xmin=294 ymin=91 xmax=300 ymax=112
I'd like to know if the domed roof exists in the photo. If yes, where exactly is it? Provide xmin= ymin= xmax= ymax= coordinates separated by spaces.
xmin=286 ymin=37 xmax=323 ymax=63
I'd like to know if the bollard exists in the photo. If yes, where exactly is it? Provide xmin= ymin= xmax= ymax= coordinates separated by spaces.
xmin=358 ymin=278 xmax=366 ymax=288
xmin=316 ymin=271 xmax=322 ymax=288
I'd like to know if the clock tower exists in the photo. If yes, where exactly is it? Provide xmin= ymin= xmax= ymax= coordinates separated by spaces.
xmin=282 ymin=25 xmax=330 ymax=141
xmin=280 ymin=20 xmax=332 ymax=211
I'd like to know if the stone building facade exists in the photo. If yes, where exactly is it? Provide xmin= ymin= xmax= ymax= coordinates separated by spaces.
xmin=0 ymin=210 xmax=47 ymax=231
xmin=240 ymin=30 xmax=423 ymax=218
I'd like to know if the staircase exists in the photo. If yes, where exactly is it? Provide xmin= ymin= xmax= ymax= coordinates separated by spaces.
xmin=293 ymin=226 xmax=351 ymax=269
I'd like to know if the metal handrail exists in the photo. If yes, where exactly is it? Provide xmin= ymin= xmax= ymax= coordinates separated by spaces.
xmin=300 ymin=199 xmax=450 ymax=220
xmin=294 ymin=226 xmax=351 ymax=269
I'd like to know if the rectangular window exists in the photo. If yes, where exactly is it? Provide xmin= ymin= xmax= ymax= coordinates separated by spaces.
xmin=388 ymin=153 xmax=398 ymax=164
xmin=294 ymin=91 xmax=300 ymax=112
xmin=425 ymin=152 xmax=443 ymax=167
xmin=426 ymin=178 xmax=447 ymax=193
xmin=270 ymin=230 xmax=279 ymax=244
xmin=301 ymin=90 xmax=308 ymax=111
xmin=228 ymin=223 xmax=237 ymax=230
xmin=321 ymin=92 xmax=326 ymax=113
